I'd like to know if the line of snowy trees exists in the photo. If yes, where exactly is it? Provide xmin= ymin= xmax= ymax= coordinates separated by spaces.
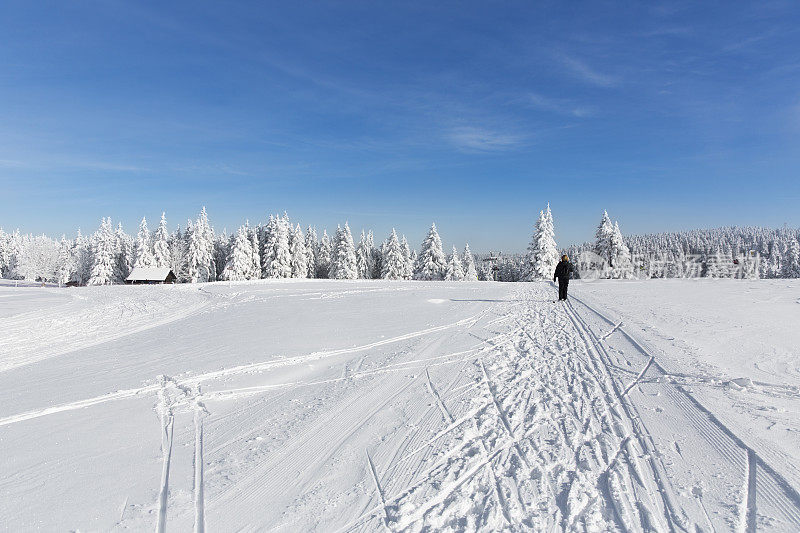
xmin=565 ymin=214 xmax=800 ymax=279
xmin=0 ymin=209 xmax=482 ymax=285
xmin=4 ymin=206 xmax=797 ymax=284
xmin=493 ymin=208 xmax=799 ymax=281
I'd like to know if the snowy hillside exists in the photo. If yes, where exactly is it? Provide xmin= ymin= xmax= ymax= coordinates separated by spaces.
xmin=2 ymin=279 xmax=800 ymax=531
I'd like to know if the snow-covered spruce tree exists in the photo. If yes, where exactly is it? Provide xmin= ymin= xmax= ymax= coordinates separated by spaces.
xmin=169 ymin=226 xmax=188 ymax=282
xmin=4 ymin=230 xmax=22 ymax=279
xmin=186 ymin=209 xmax=215 ymax=283
xmin=330 ymin=223 xmax=357 ymax=279
xmin=222 ymin=225 xmax=252 ymax=281
xmin=463 ymin=243 xmax=478 ymax=281
xmin=400 ymin=235 xmax=413 ymax=280
xmin=356 ymin=230 xmax=371 ymax=279
xmin=89 ymin=218 xmax=116 ymax=285
xmin=9 ymin=233 xmax=26 ymax=279
xmin=153 ymin=213 xmax=170 ymax=268
xmin=524 ymin=206 xmax=559 ymax=280
xmin=133 ymin=217 xmax=155 ymax=269
xmin=71 ymin=229 xmax=92 ymax=285
xmin=368 ymin=230 xmax=381 ymax=279
xmin=769 ymin=241 xmax=784 ymax=278
xmin=114 ymin=223 xmax=132 ymax=283
xmin=213 ymin=230 xmax=229 ymax=281
xmin=185 ymin=221 xmax=205 ymax=283
xmin=380 ymin=229 xmax=405 ymax=280
xmin=56 ymin=236 xmax=73 ymax=286
xmin=595 ymin=210 xmax=615 ymax=272
xmin=784 ymin=238 xmax=800 ymax=278
xmin=200 ymin=207 xmax=217 ymax=280
xmin=317 ymin=229 xmax=332 ymax=278
xmin=0 ymin=228 xmax=8 ymax=278
xmin=290 ymin=224 xmax=308 ymax=278
xmin=247 ymin=224 xmax=260 ymax=279
xmin=705 ymin=247 xmax=724 ymax=278
xmin=269 ymin=215 xmax=292 ymax=278
xmin=304 ymin=226 xmax=317 ymax=278
xmin=610 ymin=221 xmax=633 ymax=278
xmin=260 ymin=215 xmax=278 ymax=277
xmin=414 ymin=223 xmax=446 ymax=280
xmin=445 ymin=246 xmax=465 ymax=281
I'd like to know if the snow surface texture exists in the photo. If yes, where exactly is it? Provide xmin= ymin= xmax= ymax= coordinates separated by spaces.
xmin=1 ymin=279 xmax=799 ymax=531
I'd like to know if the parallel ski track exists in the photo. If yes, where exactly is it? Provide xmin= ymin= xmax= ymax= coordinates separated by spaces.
xmin=568 ymin=292 xmax=800 ymax=531
xmin=343 ymin=285 xmax=671 ymax=532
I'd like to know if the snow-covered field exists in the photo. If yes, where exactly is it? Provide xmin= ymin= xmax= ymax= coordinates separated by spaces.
xmin=1 ymin=279 xmax=799 ymax=531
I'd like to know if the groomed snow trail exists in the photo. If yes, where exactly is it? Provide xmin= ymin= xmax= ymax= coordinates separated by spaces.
xmin=342 ymin=284 xmax=800 ymax=532
xmin=3 ymin=280 xmax=800 ymax=531
xmin=346 ymin=285 xmax=672 ymax=531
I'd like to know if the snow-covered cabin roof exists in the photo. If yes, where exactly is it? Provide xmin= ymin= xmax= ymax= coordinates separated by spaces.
xmin=126 ymin=267 xmax=175 ymax=282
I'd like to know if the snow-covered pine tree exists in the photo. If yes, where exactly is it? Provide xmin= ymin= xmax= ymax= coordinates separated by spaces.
xmin=246 ymin=222 xmax=260 ymax=279
xmin=169 ymin=225 xmax=188 ymax=282
xmin=610 ymin=221 xmax=633 ymax=278
xmin=200 ymin=207 xmax=217 ymax=281
xmin=784 ymin=238 xmax=800 ymax=278
xmin=269 ymin=215 xmax=292 ymax=278
xmin=0 ymin=229 xmax=8 ymax=278
xmin=595 ymin=210 xmax=615 ymax=272
xmin=767 ymin=241 xmax=782 ymax=278
xmin=133 ymin=217 xmax=155 ymax=268
xmin=445 ymin=246 xmax=465 ymax=281
xmin=524 ymin=206 xmax=559 ymax=280
xmin=414 ymin=223 xmax=446 ymax=280
xmin=331 ymin=223 xmax=358 ymax=279
xmin=260 ymin=215 xmax=278 ymax=276
xmin=368 ymin=230 xmax=381 ymax=279
xmin=463 ymin=243 xmax=478 ymax=281
xmin=56 ymin=235 xmax=73 ymax=286
xmin=317 ymin=230 xmax=332 ymax=278
xmin=705 ymin=247 xmax=724 ymax=278
xmin=213 ymin=231 xmax=229 ymax=281
xmin=380 ymin=229 xmax=405 ymax=280
xmin=88 ymin=218 xmax=116 ymax=285
xmin=541 ymin=204 xmax=559 ymax=276
xmin=356 ymin=230 xmax=371 ymax=279
xmin=185 ymin=221 xmax=204 ymax=283
xmin=400 ymin=235 xmax=413 ymax=280
xmin=304 ymin=226 xmax=317 ymax=278
xmin=71 ymin=229 xmax=92 ymax=285
xmin=153 ymin=213 xmax=170 ymax=268
xmin=290 ymin=224 xmax=308 ymax=278
xmin=222 ymin=225 xmax=252 ymax=281
xmin=114 ymin=222 xmax=132 ymax=283
xmin=186 ymin=209 xmax=214 ymax=283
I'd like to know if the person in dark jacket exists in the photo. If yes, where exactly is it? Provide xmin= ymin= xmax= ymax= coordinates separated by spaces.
xmin=553 ymin=255 xmax=574 ymax=301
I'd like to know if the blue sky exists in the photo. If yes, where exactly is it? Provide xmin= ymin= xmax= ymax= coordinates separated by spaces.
xmin=1 ymin=1 xmax=799 ymax=251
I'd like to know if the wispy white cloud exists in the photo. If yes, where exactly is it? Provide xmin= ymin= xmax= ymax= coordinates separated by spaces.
xmin=556 ymin=53 xmax=618 ymax=87
xmin=447 ymin=126 xmax=525 ymax=152
xmin=0 ymin=156 xmax=147 ymax=172
xmin=527 ymin=92 xmax=596 ymax=118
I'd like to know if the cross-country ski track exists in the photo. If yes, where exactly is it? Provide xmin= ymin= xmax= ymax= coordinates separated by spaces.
xmin=1 ymin=279 xmax=799 ymax=531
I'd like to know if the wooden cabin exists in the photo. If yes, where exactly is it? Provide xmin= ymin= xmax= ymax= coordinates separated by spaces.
xmin=125 ymin=267 xmax=177 ymax=284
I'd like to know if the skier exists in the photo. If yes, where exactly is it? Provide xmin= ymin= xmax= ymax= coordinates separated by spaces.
xmin=553 ymin=254 xmax=574 ymax=301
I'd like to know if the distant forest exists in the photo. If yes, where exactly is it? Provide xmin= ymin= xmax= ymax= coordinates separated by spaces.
xmin=2 ymin=206 xmax=798 ymax=284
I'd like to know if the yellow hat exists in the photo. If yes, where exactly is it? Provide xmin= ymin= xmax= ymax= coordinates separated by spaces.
xmin=562 ymin=254 xmax=569 ymax=261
